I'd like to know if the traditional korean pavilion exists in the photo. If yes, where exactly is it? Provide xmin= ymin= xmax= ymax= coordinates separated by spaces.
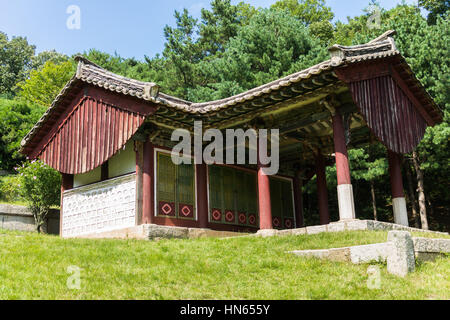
xmin=21 ymin=31 xmax=442 ymax=237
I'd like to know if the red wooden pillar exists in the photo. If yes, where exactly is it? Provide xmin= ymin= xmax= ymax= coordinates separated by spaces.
xmin=142 ymin=139 xmax=154 ymax=224
xmin=293 ymin=171 xmax=304 ymax=228
xmin=60 ymin=174 xmax=73 ymax=236
xmin=257 ymin=159 xmax=273 ymax=230
xmin=387 ymin=149 xmax=408 ymax=226
xmin=196 ymin=163 xmax=209 ymax=228
xmin=315 ymin=152 xmax=330 ymax=225
xmin=332 ymin=110 xmax=356 ymax=220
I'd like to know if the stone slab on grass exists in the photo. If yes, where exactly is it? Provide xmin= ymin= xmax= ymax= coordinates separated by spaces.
xmin=345 ymin=220 xmax=369 ymax=231
xmin=290 ymin=242 xmax=390 ymax=264
xmin=146 ymin=224 xmax=189 ymax=239
xmin=349 ymin=242 xmax=391 ymax=264
xmin=290 ymin=247 xmax=350 ymax=262
xmin=188 ymin=228 xmax=245 ymax=239
xmin=277 ymin=228 xmax=306 ymax=236
xmin=290 ymin=230 xmax=448 ymax=277
xmin=327 ymin=222 xmax=346 ymax=232
xmin=256 ymin=229 xmax=278 ymax=237
xmin=413 ymin=237 xmax=450 ymax=253
xmin=305 ymin=225 xmax=327 ymax=234
xmin=77 ymin=224 xmax=246 ymax=240
xmin=387 ymin=231 xmax=415 ymax=277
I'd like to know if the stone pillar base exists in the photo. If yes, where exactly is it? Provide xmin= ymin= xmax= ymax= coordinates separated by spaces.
xmin=337 ymin=184 xmax=356 ymax=220
xmin=393 ymin=197 xmax=408 ymax=226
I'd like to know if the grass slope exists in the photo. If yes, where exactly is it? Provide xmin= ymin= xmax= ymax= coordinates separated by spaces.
xmin=0 ymin=229 xmax=449 ymax=300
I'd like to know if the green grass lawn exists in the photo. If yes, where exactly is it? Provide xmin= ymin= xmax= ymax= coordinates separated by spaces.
xmin=0 ymin=229 xmax=449 ymax=300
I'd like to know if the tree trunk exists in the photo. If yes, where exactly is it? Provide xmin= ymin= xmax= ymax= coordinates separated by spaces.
xmin=405 ymin=160 xmax=420 ymax=228
xmin=412 ymin=151 xmax=428 ymax=230
xmin=370 ymin=180 xmax=377 ymax=221
xmin=427 ymin=197 xmax=434 ymax=228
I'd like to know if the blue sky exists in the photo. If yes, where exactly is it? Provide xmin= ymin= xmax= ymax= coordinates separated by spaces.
xmin=0 ymin=0 xmax=419 ymax=60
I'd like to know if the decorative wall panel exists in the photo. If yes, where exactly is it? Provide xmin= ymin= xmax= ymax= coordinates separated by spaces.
xmin=208 ymin=165 xmax=258 ymax=227
xmin=156 ymin=152 xmax=196 ymax=219
xmin=62 ymin=173 xmax=136 ymax=237
xmin=269 ymin=177 xmax=295 ymax=229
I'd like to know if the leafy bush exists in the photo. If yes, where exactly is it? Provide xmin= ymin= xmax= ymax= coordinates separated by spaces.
xmin=16 ymin=161 xmax=61 ymax=232
xmin=0 ymin=175 xmax=23 ymax=203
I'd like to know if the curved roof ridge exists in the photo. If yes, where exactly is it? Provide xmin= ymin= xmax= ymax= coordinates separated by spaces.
xmin=24 ymin=29 xmax=441 ymax=153
xmin=71 ymin=30 xmax=399 ymax=111
xmin=189 ymin=59 xmax=333 ymax=109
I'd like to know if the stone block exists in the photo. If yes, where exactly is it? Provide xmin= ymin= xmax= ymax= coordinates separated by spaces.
xmin=391 ymin=224 xmax=410 ymax=231
xmin=290 ymin=228 xmax=307 ymax=235
xmin=276 ymin=229 xmax=292 ymax=236
xmin=277 ymin=228 xmax=306 ymax=236
xmin=306 ymin=225 xmax=327 ymax=235
xmin=326 ymin=247 xmax=351 ymax=262
xmin=256 ymin=229 xmax=278 ymax=237
xmin=414 ymin=252 xmax=444 ymax=262
xmin=349 ymin=242 xmax=391 ymax=264
xmin=290 ymin=247 xmax=350 ymax=262
xmin=345 ymin=220 xmax=368 ymax=231
xmin=187 ymin=228 xmax=211 ymax=238
xmin=146 ymin=224 xmax=189 ymax=239
xmin=327 ymin=222 xmax=345 ymax=232
xmin=413 ymin=237 xmax=450 ymax=253
xmin=387 ymin=231 xmax=415 ymax=277
xmin=290 ymin=249 xmax=328 ymax=259
xmin=187 ymin=228 xmax=244 ymax=239
xmin=369 ymin=220 xmax=394 ymax=231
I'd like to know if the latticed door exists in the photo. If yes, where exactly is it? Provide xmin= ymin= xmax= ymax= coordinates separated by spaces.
xmin=269 ymin=177 xmax=295 ymax=229
xmin=156 ymin=152 xmax=196 ymax=219
xmin=208 ymin=165 xmax=258 ymax=227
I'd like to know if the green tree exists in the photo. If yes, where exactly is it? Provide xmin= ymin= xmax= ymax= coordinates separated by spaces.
xmin=188 ymin=9 xmax=328 ymax=101
xmin=31 ymin=50 xmax=69 ymax=70
xmin=0 ymin=98 xmax=45 ymax=170
xmin=272 ymin=0 xmax=334 ymax=43
xmin=419 ymin=0 xmax=450 ymax=24
xmin=0 ymin=32 xmax=35 ymax=95
xmin=348 ymin=145 xmax=388 ymax=221
xmin=163 ymin=9 xmax=202 ymax=98
xmin=160 ymin=0 xmax=257 ymax=99
xmin=271 ymin=0 xmax=333 ymax=25
xmin=17 ymin=60 xmax=75 ymax=107
xmin=199 ymin=0 xmax=242 ymax=56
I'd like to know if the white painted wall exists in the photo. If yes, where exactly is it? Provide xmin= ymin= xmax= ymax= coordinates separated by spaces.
xmin=73 ymin=166 xmax=101 ymax=188
xmin=72 ymin=140 xmax=136 ymax=188
xmin=62 ymin=174 xmax=137 ymax=238
xmin=108 ymin=140 xmax=136 ymax=178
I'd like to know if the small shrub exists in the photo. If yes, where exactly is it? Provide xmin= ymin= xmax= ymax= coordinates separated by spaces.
xmin=16 ymin=161 xmax=61 ymax=233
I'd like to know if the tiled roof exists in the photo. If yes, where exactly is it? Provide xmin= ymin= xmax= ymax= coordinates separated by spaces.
xmin=21 ymin=30 xmax=440 ymax=150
